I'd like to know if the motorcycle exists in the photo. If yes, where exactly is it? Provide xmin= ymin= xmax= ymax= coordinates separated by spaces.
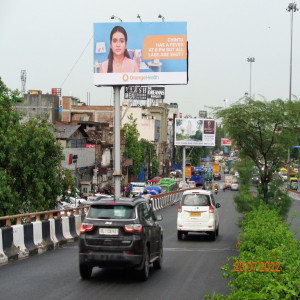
xmin=214 ymin=188 xmax=218 ymax=194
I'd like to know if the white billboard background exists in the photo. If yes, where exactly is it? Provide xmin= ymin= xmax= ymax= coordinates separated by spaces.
xmin=175 ymin=118 xmax=216 ymax=147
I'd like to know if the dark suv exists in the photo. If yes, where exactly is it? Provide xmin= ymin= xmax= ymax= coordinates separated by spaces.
xmin=79 ymin=197 xmax=163 ymax=280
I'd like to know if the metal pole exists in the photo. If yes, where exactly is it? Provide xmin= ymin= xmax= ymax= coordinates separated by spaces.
xmin=113 ymin=86 xmax=122 ymax=200
xmin=287 ymin=148 xmax=291 ymax=182
xmin=249 ymin=61 xmax=252 ymax=98
xmin=182 ymin=146 xmax=186 ymax=182
xmin=289 ymin=7 xmax=294 ymax=101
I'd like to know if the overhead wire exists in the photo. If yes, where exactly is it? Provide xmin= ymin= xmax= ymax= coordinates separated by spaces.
xmin=60 ymin=35 xmax=94 ymax=88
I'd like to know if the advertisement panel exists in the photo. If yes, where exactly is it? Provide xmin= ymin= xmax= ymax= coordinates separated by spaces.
xmin=175 ymin=118 xmax=216 ymax=147
xmin=93 ymin=22 xmax=187 ymax=86
xmin=221 ymin=138 xmax=232 ymax=146
xmin=124 ymin=86 xmax=147 ymax=100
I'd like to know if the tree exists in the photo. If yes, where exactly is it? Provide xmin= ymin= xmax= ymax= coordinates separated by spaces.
xmin=215 ymin=97 xmax=300 ymax=199
xmin=0 ymin=77 xmax=73 ymax=216
xmin=122 ymin=114 xmax=144 ymax=177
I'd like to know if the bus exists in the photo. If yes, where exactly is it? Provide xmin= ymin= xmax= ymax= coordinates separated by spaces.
xmin=191 ymin=167 xmax=205 ymax=187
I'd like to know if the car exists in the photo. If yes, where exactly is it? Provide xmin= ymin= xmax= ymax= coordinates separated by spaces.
xmin=188 ymin=181 xmax=196 ymax=188
xmin=79 ymin=197 xmax=163 ymax=281
xmin=177 ymin=189 xmax=221 ymax=241
xmin=231 ymin=178 xmax=239 ymax=191
xmin=148 ymin=177 xmax=162 ymax=185
xmin=213 ymin=173 xmax=221 ymax=180
xmin=87 ymin=194 xmax=113 ymax=202
xmin=234 ymin=171 xmax=240 ymax=178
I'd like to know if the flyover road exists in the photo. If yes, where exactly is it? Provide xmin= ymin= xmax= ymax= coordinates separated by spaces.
xmin=1 ymin=188 xmax=298 ymax=300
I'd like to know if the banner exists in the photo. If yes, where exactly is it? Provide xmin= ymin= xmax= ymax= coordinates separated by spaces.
xmin=175 ymin=118 xmax=216 ymax=147
xmin=221 ymin=138 xmax=232 ymax=147
xmin=93 ymin=22 xmax=187 ymax=86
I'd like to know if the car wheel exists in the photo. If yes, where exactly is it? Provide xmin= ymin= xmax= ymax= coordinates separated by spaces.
xmin=153 ymin=240 xmax=163 ymax=270
xmin=139 ymin=247 xmax=150 ymax=281
xmin=210 ymin=230 xmax=216 ymax=241
xmin=79 ymin=264 xmax=93 ymax=280
xmin=177 ymin=231 xmax=183 ymax=240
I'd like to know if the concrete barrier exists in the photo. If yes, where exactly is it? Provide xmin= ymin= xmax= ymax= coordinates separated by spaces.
xmin=1 ymin=227 xmax=18 ymax=261
xmin=0 ymin=229 xmax=8 ymax=264
xmin=23 ymin=223 xmax=38 ymax=256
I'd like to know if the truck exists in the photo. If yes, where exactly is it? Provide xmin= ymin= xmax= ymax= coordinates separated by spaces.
xmin=185 ymin=165 xmax=194 ymax=179
xmin=212 ymin=163 xmax=220 ymax=174
xmin=191 ymin=167 xmax=206 ymax=187
xmin=224 ymin=175 xmax=233 ymax=190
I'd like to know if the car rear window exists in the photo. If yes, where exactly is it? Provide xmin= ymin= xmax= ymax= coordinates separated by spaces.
xmin=88 ymin=205 xmax=136 ymax=219
xmin=182 ymin=194 xmax=210 ymax=206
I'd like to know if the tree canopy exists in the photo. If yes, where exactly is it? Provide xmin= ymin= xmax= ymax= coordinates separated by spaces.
xmin=215 ymin=97 xmax=300 ymax=198
xmin=0 ymin=77 xmax=73 ymax=216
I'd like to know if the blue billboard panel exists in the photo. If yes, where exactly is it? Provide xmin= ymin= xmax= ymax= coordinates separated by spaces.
xmin=93 ymin=22 xmax=187 ymax=86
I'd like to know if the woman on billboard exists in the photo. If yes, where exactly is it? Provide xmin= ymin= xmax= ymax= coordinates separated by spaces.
xmin=99 ymin=26 xmax=140 ymax=73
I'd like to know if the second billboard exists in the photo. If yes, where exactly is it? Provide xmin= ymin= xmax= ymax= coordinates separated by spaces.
xmin=175 ymin=118 xmax=216 ymax=147
xmin=94 ymin=22 xmax=187 ymax=86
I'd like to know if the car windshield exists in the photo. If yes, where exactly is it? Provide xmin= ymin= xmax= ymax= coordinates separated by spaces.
xmin=182 ymin=194 xmax=210 ymax=206
xmin=88 ymin=205 xmax=136 ymax=219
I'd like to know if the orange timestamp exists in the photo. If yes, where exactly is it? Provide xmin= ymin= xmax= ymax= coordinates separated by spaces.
xmin=234 ymin=261 xmax=280 ymax=272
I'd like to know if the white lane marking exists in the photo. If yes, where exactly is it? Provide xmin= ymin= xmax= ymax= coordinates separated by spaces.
xmin=164 ymin=248 xmax=236 ymax=252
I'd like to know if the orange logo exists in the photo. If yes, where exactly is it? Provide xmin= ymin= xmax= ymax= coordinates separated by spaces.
xmin=122 ymin=74 xmax=129 ymax=82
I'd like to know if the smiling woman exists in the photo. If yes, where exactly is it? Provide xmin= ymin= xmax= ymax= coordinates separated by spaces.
xmin=99 ymin=26 xmax=139 ymax=73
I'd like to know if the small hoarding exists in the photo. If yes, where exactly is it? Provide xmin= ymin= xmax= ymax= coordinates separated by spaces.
xmin=93 ymin=22 xmax=187 ymax=86
xmin=175 ymin=118 xmax=216 ymax=147
xmin=221 ymin=138 xmax=232 ymax=147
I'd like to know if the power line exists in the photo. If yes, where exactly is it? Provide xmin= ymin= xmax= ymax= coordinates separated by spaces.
xmin=60 ymin=35 xmax=93 ymax=88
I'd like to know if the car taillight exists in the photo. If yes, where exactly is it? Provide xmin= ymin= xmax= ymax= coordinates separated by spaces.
xmin=80 ymin=223 xmax=94 ymax=233
xmin=209 ymin=205 xmax=214 ymax=213
xmin=178 ymin=205 xmax=182 ymax=213
xmin=124 ymin=224 xmax=142 ymax=233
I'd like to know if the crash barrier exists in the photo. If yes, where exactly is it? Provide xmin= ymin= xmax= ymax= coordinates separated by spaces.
xmin=0 ymin=207 xmax=88 ymax=265
xmin=150 ymin=189 xmax=185 ymax=211
xmin=289 ymin=189 xmax=300 ymax=201
xmin=0 ymin=189 xmax=192 ymax=265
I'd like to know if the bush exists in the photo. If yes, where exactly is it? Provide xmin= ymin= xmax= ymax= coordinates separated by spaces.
xmin=205 ymin=203 xmax=300 ymax=299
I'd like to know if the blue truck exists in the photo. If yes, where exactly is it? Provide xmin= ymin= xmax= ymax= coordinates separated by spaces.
xmin=191 ymin=167 xmax=206 ymax=187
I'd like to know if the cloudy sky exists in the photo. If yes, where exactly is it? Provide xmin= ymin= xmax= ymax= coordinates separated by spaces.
xmin=1 ymin=0 xmax=299 ymax=116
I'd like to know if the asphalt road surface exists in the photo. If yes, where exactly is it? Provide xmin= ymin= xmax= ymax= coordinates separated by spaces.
xmin=1 ymin=186 xmax=299 ymax=300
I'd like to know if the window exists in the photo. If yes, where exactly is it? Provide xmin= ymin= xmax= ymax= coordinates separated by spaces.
xmin=88 ymin=205 xmax=135 ymax=219
xmin=71 ymin=139 xmax=86 ymax=148
xmin=138 ymin=203 xmax=153 ymax=222
xmin=182 ymin=194 xmax=210 ymax=206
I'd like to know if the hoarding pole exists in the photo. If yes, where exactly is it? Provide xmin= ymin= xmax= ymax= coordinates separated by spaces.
xmin=113 ymin=86 xmax=122 ymax=200
xmin=182 ymin=146 xmax=186 ymax=182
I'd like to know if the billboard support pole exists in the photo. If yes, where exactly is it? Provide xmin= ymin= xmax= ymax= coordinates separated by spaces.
xmin=182 ymin=146 xmax=186 ymax=181
xmin=113 ymin=86 xmax=122 ymax=200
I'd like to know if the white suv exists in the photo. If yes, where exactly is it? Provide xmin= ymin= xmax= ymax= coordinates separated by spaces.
xmin=177 ymin=190 xmax=221 ymax=240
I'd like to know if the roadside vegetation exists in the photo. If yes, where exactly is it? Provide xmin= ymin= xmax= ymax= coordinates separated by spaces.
xmin=206 ymin=97 xmax=300 ymax=299
xmin=206 ymin=203 xmax=300 ymax=299
xmin=0 ymin=77 xmax=75 ymax=217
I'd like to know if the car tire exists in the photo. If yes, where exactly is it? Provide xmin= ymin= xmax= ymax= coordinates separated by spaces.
xmin=139 ymin=247 xmax=150 ymax=281
xmin=153 ymin=240 xmax=163 ymax=270
xmin=79 ymin=264 xmax=93 ymax=280
xmin=210 ymin=230 xmax=216 ymax=241
xmin=177 ymin=231 xmax=183 ymax=240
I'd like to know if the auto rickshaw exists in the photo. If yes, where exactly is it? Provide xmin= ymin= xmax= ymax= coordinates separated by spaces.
xmin=290 ymin=177 xmax=298 ymax=190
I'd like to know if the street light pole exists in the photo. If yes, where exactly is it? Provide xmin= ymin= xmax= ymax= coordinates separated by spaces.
xmin=286 ymin=2 xmax=298 ymax=101
xmin=247 ymin=57 xmax=255 ymax=98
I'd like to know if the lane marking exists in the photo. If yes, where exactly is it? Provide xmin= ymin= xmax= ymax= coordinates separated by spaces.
xmin=164 ymin=248 xmax=236 ymax=252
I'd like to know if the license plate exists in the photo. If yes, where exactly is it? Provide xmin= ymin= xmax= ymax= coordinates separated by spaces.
xmin=190 ymin=212 xmax=201 ymax=217
xmin=99 ymin=228 xmax=119 ymax=235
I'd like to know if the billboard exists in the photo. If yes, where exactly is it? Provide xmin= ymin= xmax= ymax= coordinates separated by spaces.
xmin=221 ymin=138 xmax=232 ymax=147
xmin=124 ymin=86 xmax=165 ymax=100
xmin=175 ymin=118 xmax=216 ymax=147
xmin=93 ymin=22 xmax=187 ymax=86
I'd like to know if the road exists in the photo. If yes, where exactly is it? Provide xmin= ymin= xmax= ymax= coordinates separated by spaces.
xmin=0 ymin=185 xmax=299 ymax=300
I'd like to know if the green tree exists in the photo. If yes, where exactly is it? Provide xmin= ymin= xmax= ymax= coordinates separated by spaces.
xmin=122 ymin=114 xmax=144 ymax=177
xmin=215 ymin=98 xmax=300 ymax=199
xmin=0 ymin=77 xmax=73 ymax=216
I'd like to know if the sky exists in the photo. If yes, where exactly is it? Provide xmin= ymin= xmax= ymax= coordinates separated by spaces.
xmin=1 ymin=0 xmax=300 ymax=117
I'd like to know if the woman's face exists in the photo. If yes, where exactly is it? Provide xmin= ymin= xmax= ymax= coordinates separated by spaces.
xmin=110 ymin=31 xmax=127 ymax=57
